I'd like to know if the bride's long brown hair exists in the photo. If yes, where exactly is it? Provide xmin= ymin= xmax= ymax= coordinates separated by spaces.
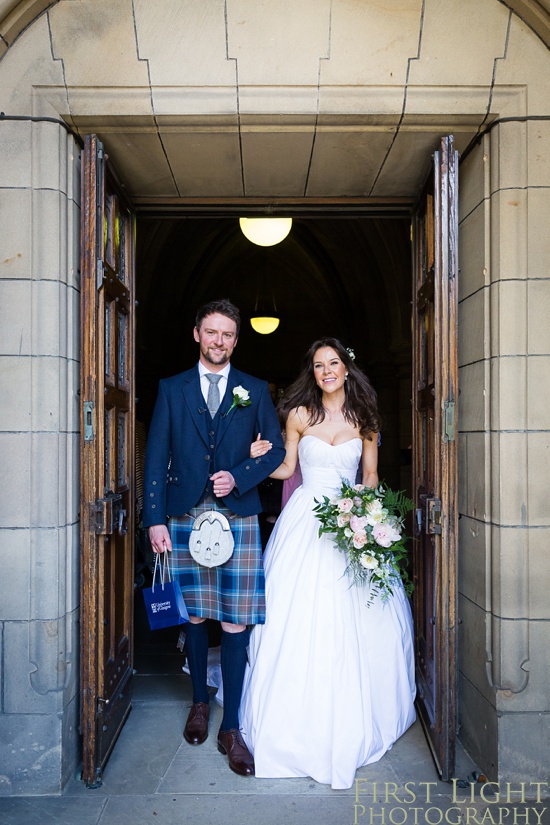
xmin=278 ymin=337 xmax=382 ymax=440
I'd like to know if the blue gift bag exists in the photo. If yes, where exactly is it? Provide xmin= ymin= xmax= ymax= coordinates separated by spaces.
xmin=142 ymin=552 xmax=189 ymax=630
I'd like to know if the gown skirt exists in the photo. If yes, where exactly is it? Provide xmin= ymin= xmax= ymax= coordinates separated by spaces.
xmin=240 ymin=435 xmax=416 ymax=790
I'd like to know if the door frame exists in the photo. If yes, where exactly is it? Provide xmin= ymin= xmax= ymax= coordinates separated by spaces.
xmin=79 ymin=161 xmax=458 ymax=779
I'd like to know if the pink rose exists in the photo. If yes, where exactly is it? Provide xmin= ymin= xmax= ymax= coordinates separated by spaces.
xmin=353 ymin=484 xmax=366 ymax=492
xmin=372 ymin=523 xmax=397 ymax=548
xmin=337 ymin=513 xmax=351 ymax=527
xmin=350 ymin=515 xmax=368 ymax=532
xmin=352 ymin=530 xmax=368 ymax=549
xmin=338 ymin=498 xmax=354 ymax=513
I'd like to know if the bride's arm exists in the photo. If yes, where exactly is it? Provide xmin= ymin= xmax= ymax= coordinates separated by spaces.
xmin=361 ymin=434 xmax=379 ymax=489
xmin=267 ymin=408 xmax=304 ymax=480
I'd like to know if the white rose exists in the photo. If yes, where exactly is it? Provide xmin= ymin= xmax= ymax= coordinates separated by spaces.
xmin=233 ymin=385 xmax=250 ymax=401
xmin=359 ymin=554 xmax=380 ymax=570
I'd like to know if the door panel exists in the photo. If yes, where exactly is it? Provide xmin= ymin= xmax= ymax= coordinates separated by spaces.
xmin=412 ymin=136 xmax=459 ymax=780
xmin=80 ymin=134 xmax=136 ymax=787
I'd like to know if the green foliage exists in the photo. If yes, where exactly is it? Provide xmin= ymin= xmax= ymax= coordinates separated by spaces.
xmin=313 ymin=480 xmax=414 ymax=605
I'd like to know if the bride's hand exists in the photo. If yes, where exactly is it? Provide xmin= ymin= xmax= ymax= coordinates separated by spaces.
xmin=250 ymin=432 xmax=273 ymax=458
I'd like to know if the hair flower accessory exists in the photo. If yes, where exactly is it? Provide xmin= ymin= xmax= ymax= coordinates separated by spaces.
xmin=313 ymin=481 xmax=413 ymax=605
xmin=346 ymin=347 xmax=356 ymax=361
xmin=224 ymin=385 xmax=251 ymax=416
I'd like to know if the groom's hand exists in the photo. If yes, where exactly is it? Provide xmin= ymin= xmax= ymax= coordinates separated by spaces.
xmin=148 ymin=524 xmax=172 ymax=553
xmin=210 ymin=470 xmax=236 ymax=498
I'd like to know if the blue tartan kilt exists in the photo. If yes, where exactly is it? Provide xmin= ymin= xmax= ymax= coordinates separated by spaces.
xmin=168 ymin=499 xmax=266 ymax=625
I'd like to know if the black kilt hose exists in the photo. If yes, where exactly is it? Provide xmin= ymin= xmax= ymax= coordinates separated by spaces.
xmin=169 ymin=499 xmax=265 ymax=625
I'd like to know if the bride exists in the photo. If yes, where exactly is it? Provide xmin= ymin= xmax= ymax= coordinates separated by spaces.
xmin=240 ymin=338 xmax=416 ymax=790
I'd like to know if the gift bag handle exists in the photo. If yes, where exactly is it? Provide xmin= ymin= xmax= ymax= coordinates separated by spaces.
xmin=152 ymin=551 xmax=173 ymax=592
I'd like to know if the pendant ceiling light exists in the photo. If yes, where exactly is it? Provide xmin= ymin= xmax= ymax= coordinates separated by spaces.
xmin=250 ymin=269 xmax=280 ymax=335
xmin=239 ymin=217 xmax=292 ymax=247
xmin=250 ymin=316 xmax=280 ymax=335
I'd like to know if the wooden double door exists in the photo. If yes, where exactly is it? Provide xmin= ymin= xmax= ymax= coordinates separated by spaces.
xmin=79 ymin=135 xmax=458 ymax=786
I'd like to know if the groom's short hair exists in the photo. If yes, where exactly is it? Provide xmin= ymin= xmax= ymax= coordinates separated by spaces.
xmin=195 ymin=299 xmax=241 ymax=335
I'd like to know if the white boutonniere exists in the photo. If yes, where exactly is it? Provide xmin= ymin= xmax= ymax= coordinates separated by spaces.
xmin=224 ymin=385 xmax=251 ymax=416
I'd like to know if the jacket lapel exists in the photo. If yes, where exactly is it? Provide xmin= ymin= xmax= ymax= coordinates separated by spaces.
xmin=182 ymin=367 xmax=210 ymax=446
xmin=216 ymin=366 xmax=240 ymax=446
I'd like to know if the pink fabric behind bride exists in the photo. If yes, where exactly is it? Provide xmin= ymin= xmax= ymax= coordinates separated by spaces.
xmin=281 ymin=462 xmax=302 ymax=508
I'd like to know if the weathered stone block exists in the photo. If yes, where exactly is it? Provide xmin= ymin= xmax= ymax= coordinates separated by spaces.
xmin=527 ymin=280 xmax=550 ymax=355
xmin=0 ymin=281 xmax=31 ymax=355
xmin=495 ymin=619 xmax=550 ymax=714
xmin=490 ymin=432 xmax=528 ymax=527
xmin=498 ymin=710 xmax=550 ymax=785
xmin=408 ymin=0 xmax=509 ymax=87
xmin=242 ymin=129 xmax=315 ymax=198
xmin=527 ymin=120 xmax=550 ymax=187
xmin=489 ymin=121 xmax=528 ymax=195
xmin=0 ymin=356 xmax=31 ymax=431
xmin=30 ymin=433 xmax=64 ymax=528
xmin=134 ymin=0 xmax=235 ymax=87
xmin=49 ymin=0 xmax=150 ymax=88
xmin=490 ymin=356 xmax=527 ymax=431
xmin=489 ymin=525 xmax=529 ymax=621
xmin=162 ymin=130 xmax=243 ymax=198
xmin=458 ymin=202 xmax=486 ymax=302
xmin=320 ymin=0 xmax=421 ymax=87
xmin=459 ymin=289 xmax=487 ymax=367
xmin=0 ymin=122 xmax=32 ymax=187
xmin=527 ymin=356 xmax=550 ymax=430
xmin=526 ymin=432 xmax=550 ymax=526
xmin=458 ymin=594 xmax=493 ymax=707
xmin=31 ymin=120 xmax=68 ymax=195
xmin=227 ymin=0 xmax=330 ymax=87
xmin=527 ymin=188 xmax=550 ymax=280
xmin=31 ymin=280 xmax=69 ymax=359
xmin=31 ymin=357 xmax=63 ymax=432
xmin=0 ymin=712 xmax=64 ymax=796
xmin=458 ymin=671 xmax=498 ymax=781
xmin=3 ymin=620 xmax=64 ymax=714
xmin=490 ymin=189 xmax=527 ymax=283
xmin=31 ymin=189 xmax=68 ymax=283
xmin=0 ymin=528 xmax=31 ymax=620
xmin=459 ymin=360 xmax=487 ymax=433
xmin=459 ymin=139 xmax=486 ymax=224
xmin=0 ymin=434 xmax=31 ymax=527
xmin=490 ymin=280 xmax=528 ymax=357
xmin=494 ymin=15 xmax=550 ymax=115
xmin=458 ymin=516 xmax=488 ymax=610
xmin=0 ymin=188 xmax=32 ymax=279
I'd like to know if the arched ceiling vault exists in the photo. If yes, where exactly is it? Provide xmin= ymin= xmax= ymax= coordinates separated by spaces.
xmin=2 ymin=1 xmax=550 ymax=55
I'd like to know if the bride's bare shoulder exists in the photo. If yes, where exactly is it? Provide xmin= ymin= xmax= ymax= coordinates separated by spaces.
xmin=286 ymin=406 xmax=309 ymax=432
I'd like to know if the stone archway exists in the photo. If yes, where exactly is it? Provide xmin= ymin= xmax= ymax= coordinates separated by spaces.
xmin=2 ymin=0 xmax=550 ymax=794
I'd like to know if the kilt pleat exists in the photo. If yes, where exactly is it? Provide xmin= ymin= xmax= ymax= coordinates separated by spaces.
xmin=169 ymin=499 xmax=265 ymax=625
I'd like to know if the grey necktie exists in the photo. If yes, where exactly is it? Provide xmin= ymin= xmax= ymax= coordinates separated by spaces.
xmin=205 ymin=373 xmax=222 ymax=417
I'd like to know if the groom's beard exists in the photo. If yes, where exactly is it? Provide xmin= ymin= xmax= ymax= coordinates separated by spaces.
xmin=201 ymin=345 xmax=231 ymax=367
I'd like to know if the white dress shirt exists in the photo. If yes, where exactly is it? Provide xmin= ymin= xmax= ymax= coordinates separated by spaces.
xmin=198 ymin=361 xmax=230 ymax=407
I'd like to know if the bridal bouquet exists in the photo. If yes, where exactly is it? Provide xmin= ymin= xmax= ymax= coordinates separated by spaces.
xmin=313 ymin=481 xmax=414 ymax=603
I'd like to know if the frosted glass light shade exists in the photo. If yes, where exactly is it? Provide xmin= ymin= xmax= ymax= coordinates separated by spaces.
xmin=250 ymin=316 xmax=280 ymax=335
xmin=239 ymin=217 xmax=292 ymax=246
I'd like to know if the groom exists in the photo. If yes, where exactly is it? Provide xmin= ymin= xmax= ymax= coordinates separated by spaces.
xmin=142 ymin=299 xmax=285 ymax=776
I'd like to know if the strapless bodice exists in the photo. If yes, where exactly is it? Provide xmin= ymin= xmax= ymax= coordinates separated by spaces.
xmin=298 ymin=435 xmax=362 ymax=495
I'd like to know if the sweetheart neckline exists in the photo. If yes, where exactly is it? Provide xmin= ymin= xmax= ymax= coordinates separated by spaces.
xmin=301 ymin=434 xmax=362 ymax=448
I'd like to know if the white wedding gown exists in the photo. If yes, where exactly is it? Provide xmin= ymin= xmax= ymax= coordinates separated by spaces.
xmin=240 ymin=435 xmax=416 ymax=790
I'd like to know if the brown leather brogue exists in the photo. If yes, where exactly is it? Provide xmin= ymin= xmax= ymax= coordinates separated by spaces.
xmin=217 ymin=728 xmax=255 ymax=776
xmin=183 ymin=702 xmax=210 ymax=745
